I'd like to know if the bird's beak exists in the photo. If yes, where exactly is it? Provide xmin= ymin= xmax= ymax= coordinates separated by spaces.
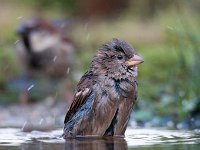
xmin=126 ymin=55 xmax=144 ymax=67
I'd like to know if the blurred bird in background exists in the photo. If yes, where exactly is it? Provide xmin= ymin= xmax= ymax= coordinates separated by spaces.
xmin=14 ymin=17 xmax=75 ymax=104
xmin=15 ymin=17 xmax=74 ymax=78
xmin=63 ymin=39 xmax=143 ymax=138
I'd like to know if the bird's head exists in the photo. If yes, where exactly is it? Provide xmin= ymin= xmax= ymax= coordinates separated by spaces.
xmin=16 ymin=17 xmax=58 ymax=35
xmin=16 ymin=17 xmax=60 ymax=52
xmin=92 ymin=38 xmax=144 ymax=79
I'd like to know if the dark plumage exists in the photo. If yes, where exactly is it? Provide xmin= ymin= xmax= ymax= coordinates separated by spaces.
xmin=63 ymin=39 xmax=143 ymax=138
xmin=15 ymin=17 xmax=74 ymax=78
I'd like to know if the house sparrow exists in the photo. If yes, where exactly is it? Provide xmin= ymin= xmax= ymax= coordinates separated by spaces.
xmin=15 ymin=17 xmax=74 ymax=78
xmin=63 ymin=39 xmax=143 ymax=138
xmin=14 ymin=17 xmax=75 ymax=104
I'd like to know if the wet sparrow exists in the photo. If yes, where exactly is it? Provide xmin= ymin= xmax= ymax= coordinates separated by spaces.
xmin=63 ymin=38 xmax=143 ymax=138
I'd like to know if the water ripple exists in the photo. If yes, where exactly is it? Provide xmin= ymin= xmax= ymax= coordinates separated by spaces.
xmin=0 ymin=128 xmax=199 ymax=148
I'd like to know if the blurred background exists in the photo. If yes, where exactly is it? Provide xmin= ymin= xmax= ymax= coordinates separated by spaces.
xmin=0 ymin=0 xmax=200 ymax=131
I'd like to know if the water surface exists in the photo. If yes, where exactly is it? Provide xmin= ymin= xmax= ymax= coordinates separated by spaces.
xmin=0 ymin=128 xmax=199 ymax=150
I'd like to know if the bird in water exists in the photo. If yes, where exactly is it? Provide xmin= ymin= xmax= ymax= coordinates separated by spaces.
xmin=63 ymin=38 xmax=144 ymax=138
xmin=14 ymin=17 xmax=75 ymax=104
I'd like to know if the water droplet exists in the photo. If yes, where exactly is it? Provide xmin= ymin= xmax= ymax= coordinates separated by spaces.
xmin=39 ymin=118 xmax=44 ymax=125
xmin=53 ymin=56 xmax=57 ymax=62
xmin=167 ymin=26 xmax=174 ymax=30
xmin=66 ymin=67 xmax=70 ymax=74
xmin=21 ymin=121 xmax=27 ymax=131
xmin=14 ymin=40 xmax=19 ymax=45
xmin=27 ymin=84 xmax=34 ymax=91
xmin=17 ymin=16 xmax=23 ymax=20
xmin=86 ymin=33 xmax=90 ymax=41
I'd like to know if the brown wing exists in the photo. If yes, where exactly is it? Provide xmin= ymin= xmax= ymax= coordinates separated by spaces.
xmin=64 ymin=72 xmax=96 ymax=123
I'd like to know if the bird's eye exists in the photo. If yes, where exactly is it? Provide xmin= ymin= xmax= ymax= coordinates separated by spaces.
xmin=117 ymin=55 xmax=123 ymax=60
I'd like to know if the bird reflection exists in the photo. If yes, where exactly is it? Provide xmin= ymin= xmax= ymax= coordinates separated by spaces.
xmin=64 ymin=137 xmax=127 ymax=150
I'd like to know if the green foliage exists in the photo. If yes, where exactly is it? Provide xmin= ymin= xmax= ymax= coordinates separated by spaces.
xmin=0 ymin=46 xmax=19 ymax=89
xmin=165 ymin=19 xmax=200 ymax=120
xmin=21 ymin=0 xmax=77 ymax=14
xmin=0 ymin=46 xmax=20 ymax=103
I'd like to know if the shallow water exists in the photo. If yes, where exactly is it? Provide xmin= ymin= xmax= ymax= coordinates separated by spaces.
xmin=0 ymin=128 xmax=199 ymax=150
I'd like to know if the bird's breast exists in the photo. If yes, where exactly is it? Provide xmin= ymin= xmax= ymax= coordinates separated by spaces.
xmin=113 ymin=79 xmax=135 ymax=99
